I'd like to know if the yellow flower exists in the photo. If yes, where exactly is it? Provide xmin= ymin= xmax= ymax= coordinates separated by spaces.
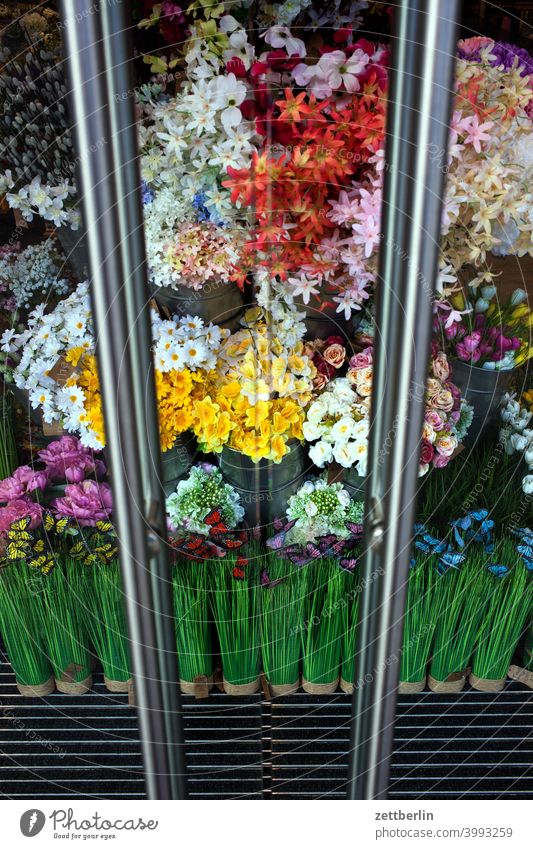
xmin=193 ymin=396 xmax=219 ymax=429
xmin=272 ymin=411 xmax=290 ymax=434
xmin=511 ymin=305 xmax=529 ymax=320
xmin=65 ymin=346 xmax=85 ymax=367
xmin=245 ymin=400 xmax=270 ymax=428
xmin=220 ymin=380 xmax=241 ymax=399
xmin=241 ymin=433 xmax=269 ymax=462
xmin=271 ymin=435 xmax=289 ymax=463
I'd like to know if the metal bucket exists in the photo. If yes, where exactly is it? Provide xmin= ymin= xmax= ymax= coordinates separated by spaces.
xmin=294 ymin=296 xmax=360 ymax=343
xmin=218 ymin=442 xmax=307 ymax=528
xmin=342 ymin=466 xmax=366 ymax=502
xmin=152 ymin=280 xmax=244 ymax=331
xmin=160 ymin=434 xmax=197 ymax=497
xmin=450 ymin=360 xmax=514 ymax=441
xmin=56 ymin=225 xmax=88 ymax=281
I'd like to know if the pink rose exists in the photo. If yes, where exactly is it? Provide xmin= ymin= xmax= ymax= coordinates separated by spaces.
xmin=323 ymin=343 xmax=346 ymax=369
xmin=13 ymin=465 xmax=50 ymax=493
xmin=435 ymin=434 xmax=458 ymax=457
xmin=349 ymin=347 xmax=373 ymax=369
xmin=425 ymin=410 xmax=444 ymax=431
xmin=0 ymin=476 xmax=25 ymax=503
xmin=313 ymin=372 xmax=329 ymax=391
xmin=432 ymin=452 xmax=450 ymax=469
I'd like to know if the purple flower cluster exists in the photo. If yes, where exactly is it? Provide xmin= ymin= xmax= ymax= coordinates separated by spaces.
xmin=38 ymin=435 xmax=106 ymax=483
xmin=440 ymin=313 xmax=521 ymax=365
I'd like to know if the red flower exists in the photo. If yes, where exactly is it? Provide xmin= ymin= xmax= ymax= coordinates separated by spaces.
xmin=226 ymin=57 xmax=247 ymax=78
xmin=420 ymin=439 xmax=435 ymax=465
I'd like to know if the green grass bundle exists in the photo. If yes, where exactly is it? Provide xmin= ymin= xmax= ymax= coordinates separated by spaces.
xmin=400 ymin=557 xmax=440 ymax=687
xmin=0 ymin=394 xmax=17 ymax=480
xmin=522 ymin=622 xmax=533 ymax=673
xmin=301 ymin=558 xmax=344 ymax=692
xmin=173 ymin=560 xmax=212 ymax=688
xmin=73 ymin=558 xmax=131 ymax=688
xmin=471 ymin=542 xmax=533 ymax=687
xmin=34 ymin=558 xmax=92 ymax=693
xmin=0 ymin=560 xmax=54 ymax=694
xmin=260 ymin=552 xmax=306 ymax=693
xmin=339 ymin=568 xmax=360 ymax=691
xmin=210 ymin=547 xmax=260 ymax=692
xmin=429 ymin=550 xmax=487 ymax=689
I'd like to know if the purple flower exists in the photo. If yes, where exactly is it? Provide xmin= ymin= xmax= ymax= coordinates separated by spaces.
xmin=490 ymin=42 xmax=533 ymax=76
xmin=39 ymin=435 xmax=106 ymax=483
xmin=13 ymin=465 xmax=50 ymax=493
xmin=432 ymin=453 xmax=450 ymax=469
xmin=0 ymin=475 xmax=26 ymax=502
xmin=52 ymin=480 xmax=113 ymax=527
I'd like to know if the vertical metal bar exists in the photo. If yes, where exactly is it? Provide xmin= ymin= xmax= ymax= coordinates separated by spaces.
xmin=347 ymin=0 xmax=460 ymax=799
xmin=59 ymin=0 xmax=186 ymax=799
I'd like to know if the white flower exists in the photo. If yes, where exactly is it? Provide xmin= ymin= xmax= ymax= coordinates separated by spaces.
xmin=264 ymin=26 xmax=306 ymax=58
xmin=510 ymin=432 xmax=529 ymax=452
xmin=523 ymin=474 xmax=533 ymax=494
xmin=305 ymin=500 xmax=318 ymax=517
xmin=331 ymin=416 xmax=355 ymax=442
xmin=302 ymin=420 xmax=324 ymax=441
xmin=334 ymin=441 xmax=358 ymax=468
xmin=212 ymin=73 xmax=247 ymax=132
xmin=337 ymin=488 xmax=351 ymax=508
xmin=318 ymin=49 xmax=369 ymax=93
xmin=309 ymin=440 xmax=333 ymax=468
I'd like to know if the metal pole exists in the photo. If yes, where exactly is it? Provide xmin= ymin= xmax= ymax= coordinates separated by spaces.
xmin=59 ymin=0 xmax=187 ymax=799
xmin=347 ymin=0 xmax=460 ymax=799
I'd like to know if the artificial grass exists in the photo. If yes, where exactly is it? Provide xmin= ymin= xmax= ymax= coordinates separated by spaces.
xmin=74 ymin=558 xmax=131 ymax=684
xmin=400 ymin=555 xmax=440 ymax=684
xmin=471 ymin=541 xmax=533 ymax=681
xmin=339 ymin=568 xmax=360 ymax=686
xmin=34 ymin=558 xmax=92 ymax=685
xmin=0 ymin=560 xmax=53 ymax=686
xmin=173 ymin=559 xmax=212 ymax=684
xmin=210 ymin=546 xmax=261 ymax=687
xmin=0 ymin=393 xmax=17 ymax=480
xmin=301 ymin=558 xmax=344 ymax=686
xmin=260 ymin=553 xmax=306 ymax=688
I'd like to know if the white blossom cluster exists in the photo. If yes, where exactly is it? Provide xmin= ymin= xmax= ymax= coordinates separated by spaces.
xmin=499 ymin=395 xmax=533 ymax=494
xmin=2 ymin=173 xmax=80 ymax=229
xmin=0 ymin=238 xmax=71 ymax=309
xmin=303 ymin=378 xmax=370 ymax=472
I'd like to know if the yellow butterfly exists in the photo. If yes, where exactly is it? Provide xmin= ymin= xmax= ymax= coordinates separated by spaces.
xmin=95 ymin=544 xmax=118 ymax=563
xmin=44 ymin=514 xmax=70 ymax=534
xmin=6 ymin=541 xmax=30 ymax=560
xmin=69 ymin=541 xmax=87 ymax=559
xmin=29 ymin=554 xmax=54 ymax=575
xmin=32 ymin=538 xmax=46 ymax=554
xmin=95 ymin=520 xmax=114 ymax=534
xmin=8 ymin=516 xmax=32 ymax=543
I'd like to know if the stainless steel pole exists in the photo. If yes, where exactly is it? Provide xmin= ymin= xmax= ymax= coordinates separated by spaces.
xmin=58 ymin=0 xmax=186 ymax=799
xmin=347 ymin=0 xmax=460 ymax=799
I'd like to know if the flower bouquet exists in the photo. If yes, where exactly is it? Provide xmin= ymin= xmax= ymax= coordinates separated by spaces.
xmin=166 ymin=463 xmax=244 ymax=535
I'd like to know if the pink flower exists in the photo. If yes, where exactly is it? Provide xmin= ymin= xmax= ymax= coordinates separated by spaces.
xmin=432 ymin=453 xmax=450 ymax=469
xmin=420 ymin=439 xmax=435 ymax=465
xmin=318 ymin=49 xmax=369 ymax=92
xmin=39 ymin=435 xmax=106 ymax=482
xmin=323 ymin=343 xmax=346 ymax=369
xmin=349 ymin=347 xmax=373 ymax=369
xmin=0 ymin=475 xmax=26 ymax=502
xmin=53 ymin=480 xmax=113 ymax=527
xmin=425 ymin=410 xmax=444 ymax=431
xmin=0 ymin=497 xmax=43 ymax=539
xmin=460 ymin=114 xmax=494 ymax=153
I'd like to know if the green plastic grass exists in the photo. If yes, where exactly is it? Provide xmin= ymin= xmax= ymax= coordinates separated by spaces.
xmin=260 ymin=553 xmax=305 ymax=688
xmin=400 ymin=555 xmax=440 ymax=684
xmin=173 ymin=559 xmax=212 ymax=684
xmin=0 ymin=560 xmax=53 ymax=686
xmin=301 ymin=559 xmax=343 ymax=686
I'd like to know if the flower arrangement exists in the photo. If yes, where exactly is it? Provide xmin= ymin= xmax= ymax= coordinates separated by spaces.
xmin=304 ymin=345 xmax=471 ymax=476
xmin=191 ymin=312 xmax=316 ymax=462
xmin=435 ymin=287 xmax=533 ymax=370
xmin=499 ymin=395 xmax=533 ymax=494
xmin=222 ymin=26 xmax=388 ymax=317
xmin=2 ymin=285 xmax=227 ymax=451
xmin=437 ymin=39 xmax=533 ymax=292
xmin=285 ymin=477 xmax=363 ymax=544
xmin=0 ymin=238 xmax=71 ymax=311
xmin=304 ymin=334 xmax=347 ymax=390
xmin=166 ymin=463 xmax=244 ymax=535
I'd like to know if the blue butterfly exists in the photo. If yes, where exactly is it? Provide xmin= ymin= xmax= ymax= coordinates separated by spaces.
xmin=517 ymin=544 xmax=533 ymax=558
xmin=487 ymin=564 xmax=509 ymax=578
xmin=437 ymin=551 xmax=465 ymax=574
xmin=470 ymin=509 xmax=488 ymax=521
xmin=522 ymin=557 xmax=533 ymax=572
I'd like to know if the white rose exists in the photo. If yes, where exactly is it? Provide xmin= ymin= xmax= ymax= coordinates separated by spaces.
xmin=306 ymin=401 xmax=326 ymax=424
xmin=303 ymin=420 xmax=324 ymax=442
xmin=331 ymin=416 xmax=355 ymax=443
xmin=309 ymin=441 xmax=333 ymax=468
xmin=334 ymin=441 xmax=358 ymax=468
xmin=299 ymin=480 xmax=315 ymax=495
xmin=337 ymin=488 xmax=351 ymax=508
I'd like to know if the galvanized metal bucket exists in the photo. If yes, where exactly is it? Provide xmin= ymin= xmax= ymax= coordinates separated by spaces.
xmin=152 ymin=279 xmax=244 ymax=331
xmin=342 ymin=466 xmax=366 ymax=502
xmin=450 ymin=360 xmax=514 ymax=441
xmin=56 ymin=225 xmax=88 ymax=281
xmin=160 ymin=434 xmax=197 ymax=497
xmin=218 ymin=442 xmax=308 ymax=528
xmin=294 ymin=295 xmax=361 ymax=342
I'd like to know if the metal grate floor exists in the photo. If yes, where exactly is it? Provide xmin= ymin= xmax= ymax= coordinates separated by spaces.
xmin=1 ymin=657 xmax=531 ymax=799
